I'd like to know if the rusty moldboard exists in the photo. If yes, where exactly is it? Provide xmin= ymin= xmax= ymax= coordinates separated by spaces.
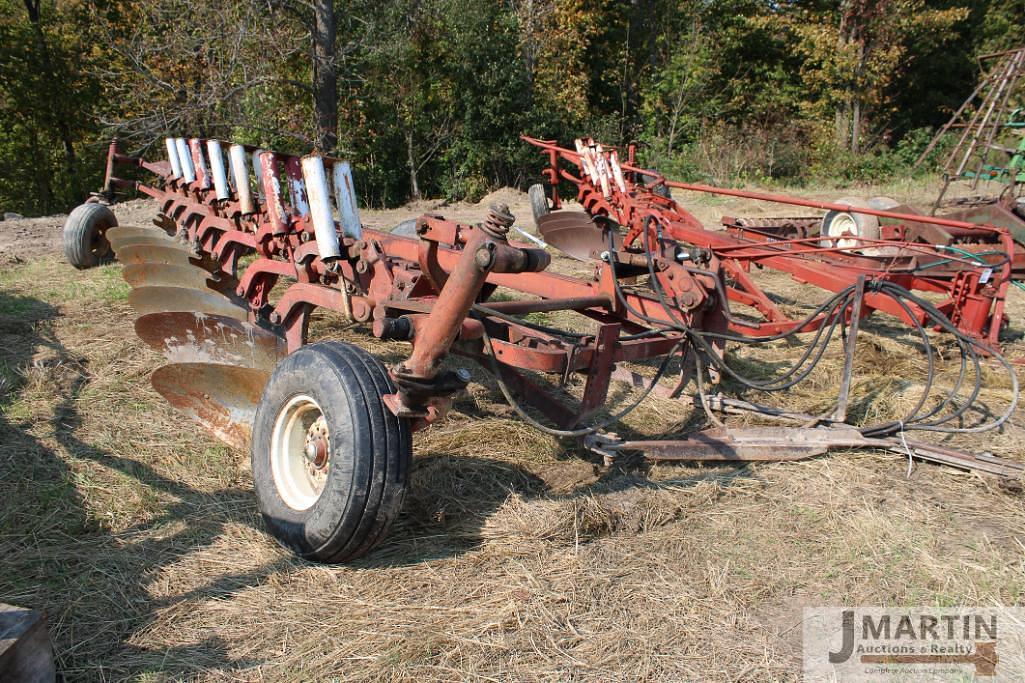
xmin=115 ymin=243 xmax=202 ymax=268
xmin=121 ymin=263 xmax=220 ymax=290
xmin=128 ymin=286 xmax=248 ymax=321
xmin=107 ymin=232 xmax=181 ymax=253
xmin=135 ymin=312 xmax=285 ymax=371
xmin=536 ymin=211 xmax=611 ymax=261
xmin=151 ymin=363 xmax=270 ymax=451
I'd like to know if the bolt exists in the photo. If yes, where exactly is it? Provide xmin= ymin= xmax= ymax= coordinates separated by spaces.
xmin=455 ymin=367 xmax=472 ymax=382
xmin=600 ymin=250 xmax=610 ymax=262
xmin=269 ymin=312 xmax=281 ymax=324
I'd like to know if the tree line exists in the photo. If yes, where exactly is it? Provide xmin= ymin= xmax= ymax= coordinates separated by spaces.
xmin=0 ymin=0 xmax=1021 ymax=216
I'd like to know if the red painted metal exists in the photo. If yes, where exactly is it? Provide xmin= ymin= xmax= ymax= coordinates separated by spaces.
xmin=522 ymin=135 xmax=1023 ymax=349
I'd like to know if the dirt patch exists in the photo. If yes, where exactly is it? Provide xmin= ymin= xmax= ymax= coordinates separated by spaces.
xmin=0 ymin=199 xmax=164 ymax=263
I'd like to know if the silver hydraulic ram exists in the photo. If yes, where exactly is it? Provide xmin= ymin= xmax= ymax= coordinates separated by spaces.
xmin=165 ymin=138 xmax=183 ymax=179
xmin=229 ymin=144 xmax=255 ymax=214
xmin=301 ymin=154 xmax=341 ymax=260
xmin=206 ymin=140 xmax=230 ymax=201
xmin=333 ymin=160 xmax=363 ymax=239
xmin=175 ymin=138 xmax=196 ymax=184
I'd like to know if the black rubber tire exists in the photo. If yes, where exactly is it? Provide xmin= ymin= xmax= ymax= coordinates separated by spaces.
xmin=251 ymin=341 xmax=412 ymax=563
xmin=63 ymin=202 xmax=117 ymax=269
xmin=528 ymin=183 xmax=550 ymax=226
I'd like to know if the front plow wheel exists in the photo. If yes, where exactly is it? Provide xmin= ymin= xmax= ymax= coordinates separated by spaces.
xmin=63 ymin=202 xmax=117 ymax=269
xmin=252 ymin=342 xmax=411 ymax=563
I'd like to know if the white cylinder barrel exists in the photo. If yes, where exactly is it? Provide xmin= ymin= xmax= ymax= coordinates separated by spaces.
xmin=333 ymin=161 xmax=363 ymax=239
xmin=176 ymin=138 xmax=196 ymax=183
xmin=229 ymin=144 xmax=254 ymax=214
xmin=609 ymin=150 xmax=627 ymax=194
xmin=165 ymin=138 xmax=182 ymax=178
xmin=259 ymin=152 xmax=287 ymax=233
xmin=301 ymin=155 xmax=341 ymax=260
xmin=189 ymin=138 xmax=211 ymax=189
xmin=285 ymin=157 xmax=310 ymax=217
xmin=252 ymin=149 xmax=266 ymax=200
xmin=206 ymin=140 xmax=230 ymax=200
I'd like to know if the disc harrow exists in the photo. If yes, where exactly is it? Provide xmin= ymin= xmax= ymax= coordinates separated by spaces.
xmin=61 ymin=136 xmax=1023 ymax=563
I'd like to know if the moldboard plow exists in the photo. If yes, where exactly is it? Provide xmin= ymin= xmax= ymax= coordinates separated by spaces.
xmin=63 ymin=136 xmax=1023 ymax=563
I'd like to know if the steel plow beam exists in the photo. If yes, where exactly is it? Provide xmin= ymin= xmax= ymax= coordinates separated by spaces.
xmin=609 ymin=426 xmax=877 ymax=461
xmin=128 ymin=286 xmax=248 ymax=321
xmin=151 ymin=363 xmax=269 ymax=450
xmin=135 ymin=312 xmax=286 ymax=371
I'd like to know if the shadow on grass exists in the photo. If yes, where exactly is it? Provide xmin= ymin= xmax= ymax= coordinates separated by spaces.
xmin=0 ymin=288 xmax=280 ymax=678
xmin=1 ymin=285 xmax=757 ymax=675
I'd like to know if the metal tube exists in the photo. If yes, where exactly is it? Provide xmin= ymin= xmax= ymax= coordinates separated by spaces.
xmin=229 ymin=144 xmax=255 ymax=214
xmin=301 ymin=154 xmax=341 ymax=260
xmin=252 ymin=149 xmax=266 ymax=201
xmin=483 ymin=295 xmax=610 ymax=315
xmin=285 ymin=156 xmax=309 ymax=217
xmin=658 ymin=179 xmax=1000 ymax=232
xmin=189 ymin=138 xmax=211 ymax=189
xmin=259 ymin=152 xmax=287 ymax=234
xmin=404 ymin=230 xmax=492 ymax=378
xmin=206 ymin=140 xmax=230 ymax=200
xmin=332 ymin=161 xmax=363 ymax=239
xmin=165 ymin=138 xmax=182 ymax=178
xmin=175 ymin=138 xmax=195 ymax=183
xmin=225 ymin=144 xmax=238 ymax=191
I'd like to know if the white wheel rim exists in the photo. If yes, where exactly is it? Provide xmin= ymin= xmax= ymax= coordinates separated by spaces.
xmin=270 ymin=394 xmax=330 ymax=511
xmin=825 ymin=212 xmax=860 ymax=250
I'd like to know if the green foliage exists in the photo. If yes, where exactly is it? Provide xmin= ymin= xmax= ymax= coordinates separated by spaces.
xmin=0 ymin=0 xmax=1022 ymax=214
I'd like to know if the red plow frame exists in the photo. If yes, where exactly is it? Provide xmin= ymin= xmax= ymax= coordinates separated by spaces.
xmin=524 ymin=136 xmax=1025 ymax=350
xmin=69 ymin=135 xmax=1022 ymax=563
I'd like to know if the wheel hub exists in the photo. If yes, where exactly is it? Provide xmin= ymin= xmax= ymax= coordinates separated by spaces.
xmin=304 ymin=416 xmax=330 ymax=470
xmin=270 ymin=394 xmax=331 ymax=510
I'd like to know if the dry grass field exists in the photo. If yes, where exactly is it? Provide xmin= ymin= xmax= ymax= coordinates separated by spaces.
xmin=1 ymin=181 xmax=1023 ymax=681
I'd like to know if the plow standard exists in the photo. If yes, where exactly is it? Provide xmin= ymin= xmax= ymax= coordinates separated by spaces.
xmin=62 ymin=136 xmax=1023 ymax=563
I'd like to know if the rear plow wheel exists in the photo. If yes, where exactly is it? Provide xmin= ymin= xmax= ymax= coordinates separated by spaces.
xmin=820 ymin=197 xmax=880 ymax=250
xmin=528 ymin=183 xmax=550 ymax=226
xmin=63 ymin=202 xmax=117 ymax=269
xmin=252 ymin=341 xmax=411 ymax=563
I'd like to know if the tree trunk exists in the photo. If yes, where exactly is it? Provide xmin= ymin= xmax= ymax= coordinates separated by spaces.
xmin=22 ymin=0 xmax=76 ymax=184
xmin=851 ymin=97 xmax=861 ymax=155
xmin=406 ymin=131 xmax=420 ymax=200
xmin=311 ymin=0 xmax=338 ymax=153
